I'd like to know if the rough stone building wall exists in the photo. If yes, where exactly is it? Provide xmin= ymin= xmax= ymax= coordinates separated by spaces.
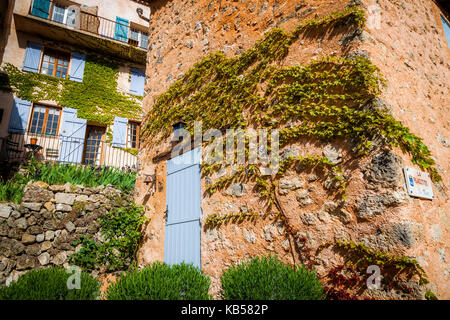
xmin=136 ymin=0 xmax=450 ymax=299
xmin=0 ymin=181 xmax=132 ymax=286
xmin=356 ymin=0 xmax=450 ymax=298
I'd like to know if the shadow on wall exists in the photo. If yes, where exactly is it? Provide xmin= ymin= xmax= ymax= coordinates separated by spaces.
xmin=0 ymin=0 xmax=15 ymax=66
xmin=147 ymin=0 xmax=171 ymax=20
xmin=0 ymin=92 xmax=24 ymax=178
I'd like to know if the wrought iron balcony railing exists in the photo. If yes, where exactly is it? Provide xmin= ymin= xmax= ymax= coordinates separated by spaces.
xmin=29 ymin=0 xmax=148 ymax=50
xmin=2 ymin=132 xmax=138 ymax=170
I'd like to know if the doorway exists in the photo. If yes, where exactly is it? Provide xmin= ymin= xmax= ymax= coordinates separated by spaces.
xmin=164 ymin=147 xmax=202 ymax=269
xmin=83 ymin=125 xmax=105 ymax=166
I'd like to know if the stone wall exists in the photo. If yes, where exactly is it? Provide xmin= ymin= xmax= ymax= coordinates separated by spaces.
xmin=0 ymin=181 xmax=131 ymax=286
xmin=358 ymin=0 xmax=450 ymax=299
xmin=136 ymin=0 xmax=450 ymax=299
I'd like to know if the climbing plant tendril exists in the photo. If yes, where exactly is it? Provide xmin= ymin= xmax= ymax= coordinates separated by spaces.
xmin=141 ymin=5 xmax=440 ymax=239
xmin=1 ymin=56 xmax=142 ymax=125
xmin=205 ymin=211 xmax=259 ymax=228
xmin=141 ymin=6 xmax=439 ymax=183
xmin=316 ymin=240 xmax=431 ymax=299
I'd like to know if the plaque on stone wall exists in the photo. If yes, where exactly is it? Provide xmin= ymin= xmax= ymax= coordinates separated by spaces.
xmin=403 ymin=167 xmax=434 ymax=200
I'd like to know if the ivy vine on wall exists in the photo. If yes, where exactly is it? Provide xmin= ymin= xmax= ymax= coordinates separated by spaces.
xmin=316 ymin=240 xmax=431 ymax=299
xmin=1 ymin=55 xmax=142 ymax=125
xmin=68 ymin=201 xmax=148 ymax=271
xmin=140 ymin=6 xmax=439 ymax=182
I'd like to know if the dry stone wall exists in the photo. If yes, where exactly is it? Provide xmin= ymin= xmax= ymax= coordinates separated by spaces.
xmin=0 ymin=181 xmax=132 ymax=286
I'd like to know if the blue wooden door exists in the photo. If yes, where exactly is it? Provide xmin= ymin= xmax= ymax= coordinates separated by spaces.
xmin=164 ymin=148 xmax=202 ymax=269
xmin=58 ymin=108 xmax=87 ymax=164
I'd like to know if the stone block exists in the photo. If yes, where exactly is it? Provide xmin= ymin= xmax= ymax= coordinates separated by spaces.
xmin=55 ymin=193 xmax=77 ymax=205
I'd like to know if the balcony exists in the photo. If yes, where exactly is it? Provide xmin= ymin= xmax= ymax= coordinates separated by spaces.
xmin=13 ymin=0 xmax=148 ymax=64
xmin=2 ymin=132 xmax=138 ymax=170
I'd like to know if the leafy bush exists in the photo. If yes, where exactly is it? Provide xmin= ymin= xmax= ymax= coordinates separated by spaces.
xmin=105 ymin=262 xmax=212 ymax=300
xmin=0 ymin=267 xmax=100 ymax=300
xmin=425 ymin=290 xmax=438 ymax=300
xmin=0 ymin=168 xmax=31 ymax=203
xmin=220 ymin=256 xmax=324 ymax=300
xmin=69 ymin=202 xmax=147 ymax=271
xmin=0 ymin=180 xmax=26 ymax=203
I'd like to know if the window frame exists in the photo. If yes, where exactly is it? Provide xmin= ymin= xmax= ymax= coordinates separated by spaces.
xmin=51 ymin=3 xmax=68 ymax=24
xmin=83 ymin=125 xmax=106 ymax=166
xmin=48 ymin=1 xmax=77 ymax=25
xmin=140 ymin=31 xmax=149 ymax=50
xmin=126 ymin=120 xmax=140 ymax=149
xmin=28 ymin=103 xmax=62 ymax=137
xmin=128 ymin=27 xmax=148 ymax=49
xmin=39 ymin=47 xmax=71 ymax=79
xmin=129 ymin=28 xmax=140 ymax=42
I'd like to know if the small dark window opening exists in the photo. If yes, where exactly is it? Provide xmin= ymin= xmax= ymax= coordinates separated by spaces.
xmin=172 ymin=120 xmax=186 ymax=142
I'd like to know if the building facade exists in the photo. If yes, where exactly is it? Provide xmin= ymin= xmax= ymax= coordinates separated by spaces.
xmin=135 ymin=0 xmax=450 ymax=299
xmin=0 ymin=0 xmax=151 ymax=170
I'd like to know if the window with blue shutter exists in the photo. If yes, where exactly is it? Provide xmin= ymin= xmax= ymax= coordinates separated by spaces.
xmin=130 ymin=68 xmax=145 ymax=96
xmin=8 ymin=98 xmax=32 ymax=133
xmin=441 ymin=14 xmax=450 ymax=48
xmin=31 ymin=0 xmax=51 ymax=19
xmin=69 ymin=52 xmax=86 ymax=82
xmin=23 ymin=41 xmax=43 ymax=73
xmin=112 ymin=116 xmax=128 ymax=148
xmin=115 ymin=17 xmax=129 ymax=42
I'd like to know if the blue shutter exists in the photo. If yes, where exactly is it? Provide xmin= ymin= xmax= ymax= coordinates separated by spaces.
xmin=164 ymin=148 xmax=201 ymax=269
xmin=167 ymin=147 xmax=201 ymax=175
xmin=8 ymin=98 xmax=32 ymax=133
xmin=58 ymin=108 xmax=87 ymax=164
xmin=114 ymin=17 xmax=129 ymax=42
xmin=22 ymin=41 xmax=42 ymax=73
xmin=31 ymin=0 xmax=50 ymax=19
xmin=130 ymin=68 xmax=145 ymax=96
xmin=164 ymin=220 xmax=201 ymax=269
xmin=112 ymin=116 xmax=128 ymax=148
xmin=441 ymin=15 xmax=450 ymax=48
xmin=69 ymin=52 xmax=86 ymax=83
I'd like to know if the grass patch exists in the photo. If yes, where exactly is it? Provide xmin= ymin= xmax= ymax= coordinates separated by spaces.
xmin=0 ymin=158 xmax=136 ymax=203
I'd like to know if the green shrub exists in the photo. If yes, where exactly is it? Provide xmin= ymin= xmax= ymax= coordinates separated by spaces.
xmin=0 ymin=267 xmax=100 ymax=300
xmin=69 ymin=202 xmax=147 ymax=271
xmin=105 ymin=262 xmax=212 ymax=300
xmin=0 ymin=180 xmax=25 ymax=203
xmin=0 ymin=168 xmax=31 ymax=203
xmin=425 ymin=290 xmax=438 ymax=300
xmin=220 ymin=256 xmax=324 ymax=300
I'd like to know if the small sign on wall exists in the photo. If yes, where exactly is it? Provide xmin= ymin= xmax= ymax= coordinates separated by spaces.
xmin=403 ymin=167 xmax=434 ymax=200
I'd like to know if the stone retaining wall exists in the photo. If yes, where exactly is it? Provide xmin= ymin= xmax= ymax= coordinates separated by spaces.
xmin=0 ymin=181 xmax=131 ymax=285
